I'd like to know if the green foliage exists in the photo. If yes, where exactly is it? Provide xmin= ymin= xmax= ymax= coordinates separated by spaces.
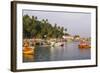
xmin=23 ymin=15 xmax=67 ymax=39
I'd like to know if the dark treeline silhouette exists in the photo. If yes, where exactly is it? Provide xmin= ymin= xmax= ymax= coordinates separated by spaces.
xmin=23 ymin=15 xmax=67 ymax=39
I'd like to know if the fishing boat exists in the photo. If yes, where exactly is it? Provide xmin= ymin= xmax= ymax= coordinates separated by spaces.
xmin=78 ymin=44 xmax=91 ymax=48
xmin=23 ymin=47 xmax=34 ymax=55
xmin=23 ymin=40 xmax=34 ymax=55
xmin=50 ymin=41 xmax=64 ymax=47
xmin=78 ymin=40 xmax=91 ymax=49
xmin=55 ymin=42 xmax=64 ymax=47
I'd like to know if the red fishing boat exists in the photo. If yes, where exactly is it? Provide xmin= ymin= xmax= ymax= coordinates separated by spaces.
xmin=78 ymin=40 xmax=91 ymax=49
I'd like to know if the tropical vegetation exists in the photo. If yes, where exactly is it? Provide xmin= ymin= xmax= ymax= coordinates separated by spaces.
xmin=23 ymin=15 xmax=67 ymax=39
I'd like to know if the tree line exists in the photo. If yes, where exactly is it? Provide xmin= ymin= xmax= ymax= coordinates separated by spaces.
xmin=23 ymin=15 xmax=67 ymax=39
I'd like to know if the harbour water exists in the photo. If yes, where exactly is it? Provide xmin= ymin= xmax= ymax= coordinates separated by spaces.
xmin=23 ymin=41 xmax=91 ymax=62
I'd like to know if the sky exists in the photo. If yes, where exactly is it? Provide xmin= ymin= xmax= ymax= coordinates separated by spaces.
xmin=23 ymin=10 xmax=91 ymax=38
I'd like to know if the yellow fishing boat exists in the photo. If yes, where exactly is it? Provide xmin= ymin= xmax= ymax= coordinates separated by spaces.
xmin=23 ymin=40 xmax=35 ymax=55
xmin=23 ymin=47 xmax=34 ymax=55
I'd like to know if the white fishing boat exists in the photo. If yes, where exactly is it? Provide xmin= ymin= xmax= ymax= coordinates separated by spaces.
xmin=50 ymin=41 xmax=64 ymax=47
xmin=54 ymin=42 xmax=64 ymax=47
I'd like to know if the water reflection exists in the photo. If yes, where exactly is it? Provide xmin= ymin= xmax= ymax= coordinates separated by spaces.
xmin=34 ymin=46 xmax=51 ymax=62
xmin=23 ymin=54 xmax=35 ymax=62
xmin=23 ymin=42 xmax=91 ymax=62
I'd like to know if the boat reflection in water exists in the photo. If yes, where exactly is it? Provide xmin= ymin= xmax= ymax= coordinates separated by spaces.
xmin=23 ymin=41 xmax=91 ymax=62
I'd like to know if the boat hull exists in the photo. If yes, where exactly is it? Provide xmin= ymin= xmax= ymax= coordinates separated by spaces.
xmin=23 ymin=47 xmax=34 ymax=55
xmin=78 ymin=45 xmax=91 ymax=49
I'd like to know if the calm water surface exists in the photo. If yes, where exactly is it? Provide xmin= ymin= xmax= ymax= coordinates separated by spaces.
xmin=23 ymin=42 xmax=91 ymax=62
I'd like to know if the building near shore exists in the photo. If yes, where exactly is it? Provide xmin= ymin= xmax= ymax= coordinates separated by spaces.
xmin=62 ymin=35 xmax=74 ymax=40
